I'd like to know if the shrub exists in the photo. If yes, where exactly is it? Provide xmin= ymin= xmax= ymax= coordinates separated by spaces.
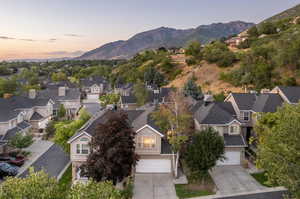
xmin=9 ymin=133 xmax=33 ymax=150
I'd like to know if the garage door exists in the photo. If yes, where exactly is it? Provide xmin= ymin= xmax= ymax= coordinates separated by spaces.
xmin=87 ymin=94 xmax=99 ymax=100
xmin=136 ymin=159 xmax=171 ymax=173
xmin=217 ymin=151 xmax=240 ymax=165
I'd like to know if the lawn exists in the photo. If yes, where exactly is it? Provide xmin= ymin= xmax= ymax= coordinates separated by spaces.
xmin=58 ymin=165 xmax=72 ymax=191
xmin=175 ymin=184 xmax=214 ymax=199
xmin=251 ymin=172 xmax=272 ymax=187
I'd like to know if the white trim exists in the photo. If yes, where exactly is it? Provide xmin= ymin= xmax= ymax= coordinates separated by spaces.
xmin=67 ymin=131 xmax=92 ymax=144
xmin=136 ymin=125 xmax=164 ymax=137
xmin=199 ymin=119 xmax=242 ymax=126
xmin=57 ymin=161 xmax=71 ymax=180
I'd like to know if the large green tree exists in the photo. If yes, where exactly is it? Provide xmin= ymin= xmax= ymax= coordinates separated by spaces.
xmin=183 ymin=76 xmax=203 ymax=100
xmin=133 ymin=81 xmax=149 ymax=106
xmin=255 ymin=103 xmax=300 ymax=198
xmin=0 ymin=169 xmax=63 ymax=199
xmin=151 ymin=90 xmax=193 ymax=177
xmin=81 ymin=111 xmax=138 ymax=184
xmin=185 ymin=128 xmax=225 ymax=180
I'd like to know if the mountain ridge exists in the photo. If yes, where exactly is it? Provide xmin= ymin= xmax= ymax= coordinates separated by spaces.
xmin=77 ymin=21 xmax=254 ymax=60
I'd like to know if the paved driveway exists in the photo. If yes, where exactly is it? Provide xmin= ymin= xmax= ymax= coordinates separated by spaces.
xmin=133 ymin=174 xmax=177 ymax=199
xmin=210 ymin=166 xmax=266 ymax=195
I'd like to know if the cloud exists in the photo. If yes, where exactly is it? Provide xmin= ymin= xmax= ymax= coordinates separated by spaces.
xmin=64 ymin=34 xmax=83 ymax=37
xmin=48 ymin=38 xmax=57 ymax=42
xmin=0 ymin=36 xmax=16 ymax=40
xmin=19 ymin=38 xmax=36 ymax=42
xmin=44 ymin=50 xmax=85 ymax=57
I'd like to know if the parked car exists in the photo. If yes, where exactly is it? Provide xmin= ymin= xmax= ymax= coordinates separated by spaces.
xmin=0 ymin=162 xmax=18 ymax=178
xmin=0 ymin=155 xmax=25 ymax=166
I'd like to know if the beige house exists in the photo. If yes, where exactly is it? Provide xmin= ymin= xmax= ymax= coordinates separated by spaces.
xmin=194 ymin=101 xmax=247 ymax=165
xmin=67 ymin=107 xmax=174 ymax=183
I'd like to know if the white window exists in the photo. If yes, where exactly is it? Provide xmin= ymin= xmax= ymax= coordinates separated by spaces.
xmin=137 ymin=136 xmax=156 ymax=149
xmin=229 ymin=125 xmax=239 ymax=135
xmin=76 ymin=144 xmax=90 ymax=154
xmin=241 ymin=111 xmax=250 ymax=121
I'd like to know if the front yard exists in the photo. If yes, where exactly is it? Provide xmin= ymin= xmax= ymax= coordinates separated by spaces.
xmin=175 ymin=161 xmax=215 ymax=199
xmin=251 ymin=171 xmax=274 ymax=188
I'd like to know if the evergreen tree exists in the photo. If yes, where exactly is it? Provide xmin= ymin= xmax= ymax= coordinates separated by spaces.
xmin=183 ymin=77 xmax=203 ymax=100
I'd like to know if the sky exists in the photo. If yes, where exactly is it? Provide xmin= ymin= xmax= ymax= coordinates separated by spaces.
xmin=0 ymin=0 xmax=299 ymax=60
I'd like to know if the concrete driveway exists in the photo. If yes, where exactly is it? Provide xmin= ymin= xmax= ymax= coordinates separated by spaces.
xmin=210 ymin=166 xmax=266 ymax=195
xmin=133 ymin=174 xmax=177 ymax=199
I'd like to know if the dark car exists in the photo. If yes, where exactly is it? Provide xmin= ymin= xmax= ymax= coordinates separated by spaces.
xmin=0 ymin=163 xmax=18 ymax=178
xmin=0 ymin=155 xmax=26 ymax=166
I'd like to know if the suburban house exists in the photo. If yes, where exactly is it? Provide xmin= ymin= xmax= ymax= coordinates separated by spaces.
xmin=0 ymin=95 xmax=54 ymax=143
xmin=120 ymin=87 xmax=172 ymax=110
xmin=194 ymin=101 xmax=247 ymax=165
xmin=32 ymin=86 xmax=81 ymax=118
xmin=80 ymin=76 xmax=108 ymax=102
xmin=114 ymin=83 xmax=133 ymax=96
xmin=67 ymin=106 xmax=174 ymax=183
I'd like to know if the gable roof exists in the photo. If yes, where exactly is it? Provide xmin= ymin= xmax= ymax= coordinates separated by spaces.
xmin=194 ymin=102 xmax=238 ymax=125
xmin=277 ymin=86 xmax=300 ymax=104
xmin=36 ymin=88 xmax=80 ymax=101
xmin=0 ymin=96 xmax=50 ymax=122
xmin=230 ymin=93 xmax=257 ymax=110
xmin=252 ymin=93 xmax=283 ymax=113
xmin=80 ymin=76 xmax=107 ymax=87
xmin=68 ymin=109 xmax=145 ymax=143
xmin=30 ymin=112 xmax=44 ymax=121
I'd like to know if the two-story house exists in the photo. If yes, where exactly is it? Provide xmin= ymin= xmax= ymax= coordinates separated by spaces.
xmin=120 ymin=87 xmax=172 ymax=110
xmin=194 ymin=101 xmax=247 ymax=165
xmin=114 ymin=83 xmax=133 ymax=96
xmin=81 ymin=76 xmax=108 ymax=102
xmin=67 ymin=107 xmax=174 ymax=183
xmin=0 ymin=95 xmax=54 ymax=142
xmin=34 ymin=86 xmax=81 ymax=118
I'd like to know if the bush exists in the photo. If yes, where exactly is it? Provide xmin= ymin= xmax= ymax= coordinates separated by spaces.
xmin=259 ymin=22 xmax=277 ymax=35
xmin=9 ymin=133 xmax=33 ymax=150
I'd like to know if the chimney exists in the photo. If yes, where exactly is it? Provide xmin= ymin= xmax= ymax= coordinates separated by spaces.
xmin=58 ymin=87 xmax=66 ymax=97
xmin=204 ymin=94 xmax=214 ymax=106
xmin=28 ymin=89 xmax=36 ymax=99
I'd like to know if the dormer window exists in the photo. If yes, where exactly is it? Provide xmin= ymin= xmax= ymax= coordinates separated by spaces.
xmin=137 ymin=136 xmax=156 ymax=149
xmin=241 ymin=111 xmax=250 ymax=121
xmin=76 ymin=144 xmax=89 ymax=154
xmin=229 ymin=125 xmax=239 ymax=135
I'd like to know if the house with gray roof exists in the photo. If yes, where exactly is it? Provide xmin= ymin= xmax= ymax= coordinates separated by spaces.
xmin=0 ymin=95 xmax=54 ymax=145
xmin=120 ymin=87 xmax=173 ymax=110
xmin=67 ymin=106 xmax=174 ymax=183
xmin=194 ymin=101 xmax=247 ymax=165
xmin=30 ymin=86 xmax=81 ymax=118
xmin=80 ymin=76 xmax=108 ymax=102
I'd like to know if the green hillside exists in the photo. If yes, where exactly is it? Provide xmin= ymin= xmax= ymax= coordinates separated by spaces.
xmin=263 ymin=4 xmax=300 ymax=23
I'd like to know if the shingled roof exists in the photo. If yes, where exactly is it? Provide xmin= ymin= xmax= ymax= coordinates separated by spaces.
xmin=194 ymin=102 xmax=238 ymax=125
xmin=277 ymin=86 xmax=300 ymax=104
xmin=252 ymin=93 xmax=283 ymax=113
xmin=230 ymin=93 xmax=257 ymax=110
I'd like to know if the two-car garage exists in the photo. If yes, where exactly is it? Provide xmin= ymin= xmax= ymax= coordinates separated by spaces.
xmin=136 ymin=159 xmax=172 ymax=173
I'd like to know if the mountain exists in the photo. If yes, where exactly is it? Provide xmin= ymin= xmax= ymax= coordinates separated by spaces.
xmin=77 ymin=21 xmax=254 ymax=60
xmin=262 ymin=3 xmax=300 ymax=23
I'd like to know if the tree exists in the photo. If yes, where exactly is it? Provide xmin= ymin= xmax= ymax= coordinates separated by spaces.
xmin=133 ymin=81 xmax=149 ymax=106
xmin=54 ymin=110 xmax=91 ymax=152
xmin=51 ymin=72 xmax=67 ymax=82
xmin=144 ymin=67 xmax=165 ymax=87
xmin=247 ymin=26 xmax=259 ymax=37
xmin=255 ymin=103 xmax=300 ymax=198
xmin=9 ymin=133 xmax=33 ymax=150
xmin=259 ymin=22 xmax=277 ymax=35
xmin=44 ymin=121 xmax=56 ymax=140
xmin=185 ymin=41 xmax=202 ymax=59
xmin=0 ymin=169 xmax=63 ymax=199
xmin=58 ymin=104 xmax=66 ymax=119
xmin=151 ymin=90 xmax=193 ymax=177
xmin=67 ymin=180 xmax=121 ymax=199
xmin=99 ymin=93 xmax=120 ymax=107
xmin=0 ymin=78 xmax=18 ymax=97
xmin=183 ymin=76 xmax=203 ymax=100
xmin=185 ymin=128 xmax=225 ymax=181
xmin=81 ymin=111 xmax=138 ymax=184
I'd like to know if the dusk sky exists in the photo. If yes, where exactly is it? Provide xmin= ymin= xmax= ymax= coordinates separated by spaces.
xmin=0 ymin=0 xmax=299 ymax=60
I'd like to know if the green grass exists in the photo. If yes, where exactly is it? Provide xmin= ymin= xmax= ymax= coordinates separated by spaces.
xmin=175 ymin=184 xmax=214 ymax=199
xmin=58 ymin=165 xmax=72 ymax=191
xmin=251 ymin=172 xmax=272 ymax=187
